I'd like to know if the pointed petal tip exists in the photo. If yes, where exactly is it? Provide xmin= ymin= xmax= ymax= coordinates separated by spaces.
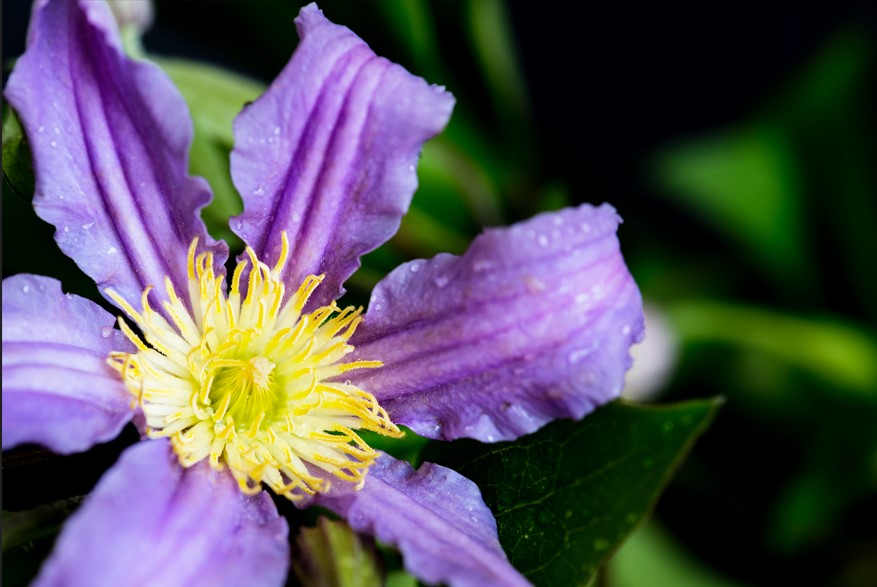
xmin=350 ymin=203 xmax=644 ymax=443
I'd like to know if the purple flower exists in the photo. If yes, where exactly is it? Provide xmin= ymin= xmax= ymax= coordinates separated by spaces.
xmin=2 ymin=1 xmax=643 ymax=586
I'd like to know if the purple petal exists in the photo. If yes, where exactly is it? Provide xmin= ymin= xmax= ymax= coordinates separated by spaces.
xmin=317 ymin=455 xmax=531 ymax=587
xmin=34 ymin=439 xmax=289 ymax=587
xmin=230 ymin=3 xmax=454 ymax=308
xmin=349 ymin=204 xmax=644 ymax=442
xmin=4 ymin=0 xmax=226 ymax=309
xmin=2 ymin=274 xmax=135 ymax=453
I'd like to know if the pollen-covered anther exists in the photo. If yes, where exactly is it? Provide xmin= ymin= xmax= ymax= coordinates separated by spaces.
xmin=106 ymin=232 xmax=402 ymax=501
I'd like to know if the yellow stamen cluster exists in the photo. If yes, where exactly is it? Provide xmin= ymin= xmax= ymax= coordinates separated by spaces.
xmin=107 ymin=233 xmax=401 ymax=501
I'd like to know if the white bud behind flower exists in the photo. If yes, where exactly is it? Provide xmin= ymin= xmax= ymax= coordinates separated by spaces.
xmin=107 ymin=0 xmax=154 ymax=36
xmin=623 ymin=303 xmax=680 ymax=402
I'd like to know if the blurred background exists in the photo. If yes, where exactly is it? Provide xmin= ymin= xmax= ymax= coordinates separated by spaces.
xmin=4 ymin=1 xmax=877 ymax=586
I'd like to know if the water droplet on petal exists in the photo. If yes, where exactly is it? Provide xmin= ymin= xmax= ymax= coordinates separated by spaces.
xmin=37 ymin=126 xmax=45 ymax=133
xmin=22 ymin=284 xmax=30 ymax=293
xmin=101 ymin=326 xmax=114 ymax=338
xmin=273 ymin=126 xmax=281 ymax=135
xmin=292 ymin=212 xmax=302 ymax=223
xmin=409 ymin=262 xmax=421 ymax=273
xmin=63 ymin=226 xmax=69 ymax=233
xmin=621 ymin=325 xmax=631 ymax=335
xmin=107 ymin=247 xmax=118 ymax=255
xmin=537 ymin=235 xmax=549 ymax=247
xmin=82 ymin=222 xmax=95 ymax=230
xmin=253 ymin=187 xmax=264 ymax=196
xmin=65 ymin=293 xmax=74 ymax=300
xmin=49 ymin=140 xmax=57 ymax=147
xmin=434 ymin=276 xmax=449 ymax=288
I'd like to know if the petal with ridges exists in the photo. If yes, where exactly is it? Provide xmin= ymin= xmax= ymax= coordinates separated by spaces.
xmin=317 ymin=455 xmax=531 ymax=587
xmin=34 ymin=439 xmax=289 ymax=587
xmin=4 ymin=0 xmax=226 ymax=310
xmin=230 ymin=3 xmax=454 ymax=308
xmin=349 ymin=204 xmax=644 ymax=442
xmin=2 ymin=274 xmax=135 ymax=453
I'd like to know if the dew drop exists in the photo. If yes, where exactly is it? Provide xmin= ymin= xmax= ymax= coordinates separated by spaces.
xmin=292 ymin=212 xmax=302 ymax=223
xmin=621 ymin=325 xmax=631 ymax=335
xmin=82 ymin=222 xmax=95 ymax=230
xmin=568 ymin=348 xmax=591 ymax=364
xmin=253 ymin=187 xmax=264 ymax=197
xmin=65 ymin=293 xmax=74 ymax=300
xmin=581 ymin=223 xmax=591 ymax=233
xmin=434 ymin=276 xmax=449 ymax=288
xmin=54 ymin=126 xmax=61 ymax=135
xmin=409 ymin=262 xmax=421 ymax=273
xmin=22 ymin=284 xmax=30 ymax=293
xmin=100 ymin=326 xmax=113 ymax=339
xmin=272 ymin=126 xmax=281 ymax=135
xmin=553 ymin=216 xmax=564 ymax=227
xmin=37 ymin=126 xmax=45 ymax=133
xmin=235 ymin=220 xmax=244 ymax=231
xmin=575 ymin=292 xmax=591 ymax=304
xmin=63 ymin=226 xmax=70 ymax=233
xmin=49 ymin=140 xmax=57 ymax=147
xmin=407 ymin=164 xmax=415 ymax=173
xmin=106 ymin=247 xmax=118 ymax=255
xmin=537 ymin=234 xmax=549 ymax=247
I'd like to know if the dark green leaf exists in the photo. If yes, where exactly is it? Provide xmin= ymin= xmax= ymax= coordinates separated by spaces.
xmin=2 ymin=105 xmax=35 ymax=203
xmin=424 ymin=398 xmax=721 ymax=586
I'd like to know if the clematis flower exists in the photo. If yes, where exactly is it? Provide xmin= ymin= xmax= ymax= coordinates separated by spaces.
xmin=2 ymin=1 xmax=644 ymax=586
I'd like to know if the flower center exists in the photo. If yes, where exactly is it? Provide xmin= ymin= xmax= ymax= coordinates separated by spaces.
xmin=106 ymin=233 xmax=401 ymax=501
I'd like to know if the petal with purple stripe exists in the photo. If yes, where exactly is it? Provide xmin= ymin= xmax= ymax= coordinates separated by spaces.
xmin=4 ymin=0 xmax=226 ymax=309
xmin=2 ymin=274 xmax=135 ymax=453
xmin=317 ymin=455 xmax=531 ymax=587
xmin=230 ymin=3 xmax=454 ymax=308
xmin=34 ymin=439 xmax=289 ymax=587
xmin=349 ymin=204 xmax=644 ymax=442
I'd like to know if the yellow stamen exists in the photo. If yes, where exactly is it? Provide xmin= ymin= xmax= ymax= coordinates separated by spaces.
xmin=107 ymin=232 xmax=401 ymax=502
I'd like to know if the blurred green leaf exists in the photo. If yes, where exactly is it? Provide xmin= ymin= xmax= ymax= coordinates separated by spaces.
xmin=466 ymin=0 xmax=532 ymax=141
xmin=609 ymin=521 xmax=749 ymax=587
xmin=290 ymin=516 xmax=383 ymax=587
xmin=653 ymin=125 xmax=807 ymax=289
xmin=154 ymin=57 xmax=265 ymax=249
xmin=376 ymin=0 xmax=440 ymax=80
xmin=668 ymin=299 xmax=877 ymax=397
xmin=772 ymin=29 xmax=877 ymax=321
xmin=425 ymin=399 xmax=720 ymax=586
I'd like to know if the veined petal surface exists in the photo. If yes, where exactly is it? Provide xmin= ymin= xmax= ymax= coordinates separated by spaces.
xmin=2 ymin=275 xmax=135 ymax=453
xmin=34 ymin=439 xmax=289 ymax=587
xmin=317 ymin=455 xmax=531 ymax=587
xmin=230 ymin=3 xmax=454 ymax=308
xmin=4 ymin=0 xmax=226 ymax=309
xmin=349 ymin=204 xmax=644 ymax=442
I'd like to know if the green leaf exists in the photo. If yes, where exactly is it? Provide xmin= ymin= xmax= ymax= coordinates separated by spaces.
xmin=2 ymin=105 xmax=35 ymax=203
xmin=608 ymin=521 xmax=749 ymax=587
xmin=667 ymin=299 xmax=877 ymax=397
xmin=290 ymin=516 xmax=383 ymax=587
xmin=153 ymin=57 xmax=266 ymax=249
xmin=653 ymin=125 xmax=808 ymax=288
xmin=423 ymin=398 xmax=721 ymax=586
